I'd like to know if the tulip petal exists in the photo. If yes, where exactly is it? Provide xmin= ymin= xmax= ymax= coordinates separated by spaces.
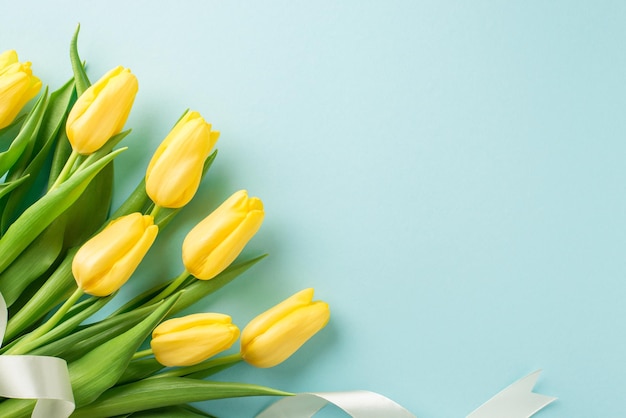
xmin=182 ymin=190 xmax=264 ymax=280
xmin=145 ymin=111 xmax=218 ymax=208
xmin=73 ymin=214 xmax=158 ymax=296
xmin=151 ymin=313 xmax=240 ymax=367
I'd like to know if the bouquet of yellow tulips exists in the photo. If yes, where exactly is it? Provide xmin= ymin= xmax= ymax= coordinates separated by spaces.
xmin=0 ymin=26 xmax=330 ymax=417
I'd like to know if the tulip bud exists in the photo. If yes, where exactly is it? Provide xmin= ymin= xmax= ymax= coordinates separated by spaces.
xmin=241 ymin=288 xmax=330 ymax=368
xmin=151 ymin=313 xmax=240 ymax=367
xmin=0 ymin=50 xmax=42 ymax=129
xmin=72 ymin=213 xmax=158 ymax=296
xmin=66 ymin=66 xmax=138 ymax=154
xmin=145 ymin=111 xmax=219 ymax=208
xmin=182 ymin=190 xmax=264 ymax=280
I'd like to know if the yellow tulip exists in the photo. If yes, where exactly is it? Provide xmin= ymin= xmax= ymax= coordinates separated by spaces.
xmin=72 ymin=213 xmax=158 ymax=296
xmin=66 ymin=66 xmax=138 ymax=154
xmin=182 ymin=190 xmax=264 ymax=280
xmin=151 ymin=313 xmax=240 ymax=367
xmin=241 ymin=288 xmax=330 ymax=368
xmin=145 ymin=111 xmax=219 ymax=208
xmin=0 ymin=50 xmax=42 ymax=129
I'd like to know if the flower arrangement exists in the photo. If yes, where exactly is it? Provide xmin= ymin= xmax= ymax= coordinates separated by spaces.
xmin=0 ymin=26 xmax=330 ymax=417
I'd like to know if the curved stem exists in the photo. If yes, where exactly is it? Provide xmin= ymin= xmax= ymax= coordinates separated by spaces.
xmin=132 ymin=348 xmax=154 ymax=360
xmin=149 ymin=204 xmax=162 ymax=219
xmin=49 ymin=149 xmax=80 ymax=191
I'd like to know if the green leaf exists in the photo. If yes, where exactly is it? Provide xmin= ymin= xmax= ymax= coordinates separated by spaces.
xmin=128 ymin=405 xmax=217 ymax=418
xmin=169 ymin=254 xmax=267 ymax=316
xmin=70 ymin=24 xmax=91 ymax=96
xmin=0 ymin=114 xmax=26 ymax=139
xmin=8 ymin=78 xmax=75 ymax=179
xmin=80 ymin=129 xmax=130 ymax=169
xmin=114 ymin=253 xmax=264 ymax=317
xmin=71 ymin=378 xmax=291 ymax=418
xmin=48 ymin=128 xmax=72 ymax=188
xmin=1 ymin=78 xmax=76 ymax=230
xmin=0 ymin=175 xmax=30 ymax=200
xmin=30 ymin=304 xmax=155 ymax=361
xmin=59 ymin=160 xmax=113 ymax=249
xmin=110 ymin=178 xmax=151 ymax=219
xmin=67 ymin=296 xmax=180 ymax=408
xmin=117 ymin=358 xmax=164 ymax=385
xmin=3 ymin=248 xmax=76 ymax=342
xmin=0 ymin=147 xmax=125 ymax=275
xmin=0 ymin=220 xmax=64 ymax=306
xmin=16 ymin=295 xmax=113 ymax=354
xmin=0 ymin=88 xmax=48 ymax=177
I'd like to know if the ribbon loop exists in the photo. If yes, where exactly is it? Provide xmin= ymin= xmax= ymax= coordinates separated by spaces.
xmin=0 ymin=293 xmax=75 ymax=418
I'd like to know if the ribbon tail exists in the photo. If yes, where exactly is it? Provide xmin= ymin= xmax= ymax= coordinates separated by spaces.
xmin=466 ymin=370 xmax=556 ymax=418
xmin=256 ymin=391 xmax=416 ymax=418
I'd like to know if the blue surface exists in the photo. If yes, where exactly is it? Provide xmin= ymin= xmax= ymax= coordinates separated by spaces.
xmin=3 ymin=1 xmax=626 ymax=417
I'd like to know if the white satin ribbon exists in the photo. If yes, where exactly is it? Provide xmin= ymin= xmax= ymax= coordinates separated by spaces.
xmin=257 ymin=371 xmax=555 ymax=418
xmin=256 ymin=390 xmax=416 ymax=418
xmin=467 ymin=370 xmax=556 ymax=418
xmin=0 ymin=293 xmax=75 ymax=418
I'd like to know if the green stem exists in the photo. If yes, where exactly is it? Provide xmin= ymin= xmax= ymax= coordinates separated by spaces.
xmin=151 ymin=353 xmax=243 ymax=379
xmin=7 ymin=288 xmax=84 ymax=354
xmin=144 ymin=270 xmax=190 ymax=306
xmin=132 ymin=348 xmax=154 ymax=360
xmin=49 ymin=149 xmax=80 ymax=191
xmin=149 ymin=204 xmax=162 ymax=219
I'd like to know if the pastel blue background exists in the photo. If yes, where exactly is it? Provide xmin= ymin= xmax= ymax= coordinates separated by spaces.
xmin=2 ymin=1 xmax=625 ymax=417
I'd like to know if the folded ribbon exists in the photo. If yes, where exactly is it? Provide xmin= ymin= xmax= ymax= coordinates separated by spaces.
xmin=257 ymin=371 xmax=555 ymax=418
xmin=257 ymin=390 xmax=416 ymax=418
xmin=0 ymin=293 xmax=75 ymax=418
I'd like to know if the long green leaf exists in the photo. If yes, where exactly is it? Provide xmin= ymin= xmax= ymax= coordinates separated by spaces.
xmin=30 ymin=304 xmax=155 ymax=361
xmin=70 ymin=24 xmax=91 ymax=96
xmin=71 ymin=378 xmax=291 ymax=418
xmin=48 ymin=129 xmax=72 ymax=188
xmin=114 ymin=254 xmax=264 ymax=317
xmin=128 ymin=406 xmax=217 ymax=417
xmin=0 ymin=114 xmax=25 ymax=139
xmin=1 ymin=78 xmax=76 ymax=230
xmin=68 ymin=296 xmax=180 ymax=408
xmin=0 ymin=175 xmax=30 ymax=200
xmin=80 ymin=130 xmax=130 ymax=169
xmin=0 ymin=147 xmax=125 ymax=275
xmin=0 ymin=220 xmax=64 ymax=307
xmin=60 ymin=161 xmax=113 ymax=249
xmin=3 ymin=248 xmax=76 ymax=341
xmin=169 ymin=254 xmax=267 ymax=316
xmin=117 ymin=358 xmax=164 ymax=385
xmin=21 ymin=295 xmax=112 ymax=353
xmin=0 ymin=89 xmax=48 ymax=177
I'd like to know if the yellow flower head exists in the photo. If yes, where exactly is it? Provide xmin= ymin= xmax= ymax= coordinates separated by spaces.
xmin=182 ymin=190 xmax=264 ymax=280
xmin=66 ymin=66 xmax=138 ymax=154
xmin=0 ymin=50 xmax=42 ymax=129
xmin=151 ymin=313 xmax=240 ymax=367
xmin=241 ymin=288 xmax=330 ymax=368
xmin=72 ymin=213 xmax=158 ymax=296
xmin=146 ymin=111 xmax=219 ymax=208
